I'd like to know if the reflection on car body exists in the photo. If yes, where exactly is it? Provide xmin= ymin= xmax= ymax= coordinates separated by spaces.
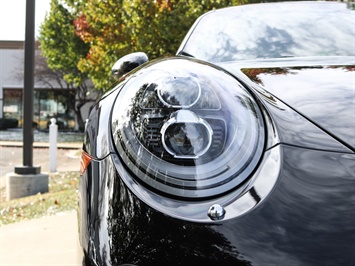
xmin=78 ymin=2 xmax=355 ymax=265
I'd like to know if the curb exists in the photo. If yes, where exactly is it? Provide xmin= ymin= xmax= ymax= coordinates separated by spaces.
xmin=0 ymin=141 xmax=82 ymax=149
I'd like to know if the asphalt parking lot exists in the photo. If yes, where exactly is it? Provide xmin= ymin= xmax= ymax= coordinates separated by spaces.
xmin=0 ymin=143 xmax=81 ymax=188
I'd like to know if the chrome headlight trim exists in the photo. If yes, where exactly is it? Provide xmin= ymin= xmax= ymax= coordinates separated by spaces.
xmin=111 ymin=58 xmax=265 ymax=200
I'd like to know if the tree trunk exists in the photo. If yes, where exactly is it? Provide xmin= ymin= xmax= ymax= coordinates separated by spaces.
xmin=75 ymin=101 xmax=86 ymax=131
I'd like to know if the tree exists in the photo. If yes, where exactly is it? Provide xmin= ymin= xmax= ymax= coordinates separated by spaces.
xmin=71 ymin=0 xmax=242 ymax=91
xmin=39 ymin=0 xmax=91 ymax=131
xmin=73 ymin=0 xmax=130 ymax=90
xmin=123 ymin=0 xmax=243 ymax=58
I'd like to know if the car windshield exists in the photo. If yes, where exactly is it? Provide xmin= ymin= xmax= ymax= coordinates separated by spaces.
xmin=179 ymin=2 xmax=355 ymax=62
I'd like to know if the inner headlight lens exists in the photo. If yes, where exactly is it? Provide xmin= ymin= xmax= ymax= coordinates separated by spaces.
xmin=157 ymin=75 xmax=201 ymax=108
xmin=161 ymin=110 xmax=213 ymax=158
xmin=111 ymin=59 xmax=265 ymax=199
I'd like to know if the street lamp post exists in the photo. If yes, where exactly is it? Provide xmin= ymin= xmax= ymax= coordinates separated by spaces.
xmin=14 ymin=0 xmax=39 ymax=175
xmin=6 ymin=0 xmax=48 ymax=200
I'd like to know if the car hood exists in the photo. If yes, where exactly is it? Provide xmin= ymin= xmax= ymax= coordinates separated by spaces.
xmin=220 ymin=57 xmax=355 ymax=150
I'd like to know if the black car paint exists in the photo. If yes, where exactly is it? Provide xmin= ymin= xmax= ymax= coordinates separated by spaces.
xmin=79 ymin=2 xmax=355 ymax=266
xmin=79 ymin=58 xmax=355 ymax=266
xmin=80 ymin=148 xmax=354 ymax=265
xmin=238 ymin=63 xmax=355 ymax=151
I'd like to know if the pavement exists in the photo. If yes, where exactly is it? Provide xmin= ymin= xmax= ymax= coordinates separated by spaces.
xmin=0 ymin=141 xmax=83 ymax=265
xmin=0 ymin=141 xmax=82 ymax=189
xmin=0 ymin=211 xmax=81 ymax=265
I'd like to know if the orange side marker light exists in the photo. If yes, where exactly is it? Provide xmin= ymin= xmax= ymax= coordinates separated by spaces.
xmin=80 ymin=151 xmax=92 ymax=175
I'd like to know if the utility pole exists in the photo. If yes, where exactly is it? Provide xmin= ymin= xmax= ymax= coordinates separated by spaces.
xmin=6 ymin=0 xmax=48 ymax=200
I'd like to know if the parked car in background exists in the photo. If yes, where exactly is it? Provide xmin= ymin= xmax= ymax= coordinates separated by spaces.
xmin=78 ymin=2 xmax=355 ymax=265
xmin=0 ymin=118 xmax=18 ymax=130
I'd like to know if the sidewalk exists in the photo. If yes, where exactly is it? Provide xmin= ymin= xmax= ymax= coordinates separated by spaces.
xmin=0 ymin=210 xmax=81 ymax=265
xmin=0 ymin=142 xmax=83 ymax=265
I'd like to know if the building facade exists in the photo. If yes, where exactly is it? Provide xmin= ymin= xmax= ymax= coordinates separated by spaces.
xmin=0 ymin=40 xmax=95 ymax=130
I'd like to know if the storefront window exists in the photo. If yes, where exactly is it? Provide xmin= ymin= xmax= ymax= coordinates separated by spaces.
xmin=3 ymin=89 xmax=75 ymax=130
xmin=3 ymin=89 xmax=22 ymax=121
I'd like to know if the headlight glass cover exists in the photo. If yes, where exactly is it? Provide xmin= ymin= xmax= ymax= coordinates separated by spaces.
xmin=111 ymin=59 xmax=265 ymax=199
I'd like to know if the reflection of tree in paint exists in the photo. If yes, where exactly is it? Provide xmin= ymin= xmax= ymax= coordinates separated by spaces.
xmin=107 ymin=177 xmax=253 ymax=266
xmin=241 ymin=68 xmax=290 ymax=86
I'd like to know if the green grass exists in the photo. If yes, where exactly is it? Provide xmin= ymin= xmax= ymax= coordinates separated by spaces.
xmin=0 ymin=171 xmax=79 ymax=225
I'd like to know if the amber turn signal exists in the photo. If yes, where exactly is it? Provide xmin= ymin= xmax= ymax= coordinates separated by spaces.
xmin=80 ymin=151 xmax=92 ymax=175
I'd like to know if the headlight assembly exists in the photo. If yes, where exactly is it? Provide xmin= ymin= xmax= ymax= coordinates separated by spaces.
xmin=111 ymin=58 xmax=265 ymax=200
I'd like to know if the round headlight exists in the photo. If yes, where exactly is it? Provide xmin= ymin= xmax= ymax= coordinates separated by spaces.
xmin=111 ymin=58 xmax=265 ymax=199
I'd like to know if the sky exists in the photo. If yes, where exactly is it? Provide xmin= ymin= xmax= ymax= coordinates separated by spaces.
xmin=0 ymin=0 xmax=51 ymax=40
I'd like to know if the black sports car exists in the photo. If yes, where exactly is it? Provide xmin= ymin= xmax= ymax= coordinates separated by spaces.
xmin=78 ymin=2 xmax=355 ymax=265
